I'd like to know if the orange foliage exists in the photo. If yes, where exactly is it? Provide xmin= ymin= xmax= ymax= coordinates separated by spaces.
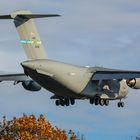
xmin=0 ymin=115 xmax=77 ymax=140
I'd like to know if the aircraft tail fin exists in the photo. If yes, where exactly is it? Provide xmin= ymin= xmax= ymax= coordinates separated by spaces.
xmin=0 ymin=10 xmax=60 ymax=60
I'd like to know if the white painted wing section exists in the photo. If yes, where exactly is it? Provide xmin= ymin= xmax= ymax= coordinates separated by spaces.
xmin=0 ymin=73 xmax=29 ymax=81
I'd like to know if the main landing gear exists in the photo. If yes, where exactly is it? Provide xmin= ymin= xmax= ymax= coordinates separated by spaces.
xmin=55 ymin=98 xmax=75 ymax=106
xmin=89 ymin=97 xmax=109 ymax=106
xmin=90 ymin=97 xmax=125 ymax=108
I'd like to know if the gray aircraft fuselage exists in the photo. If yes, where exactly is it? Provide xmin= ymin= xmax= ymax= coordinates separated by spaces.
xmin=1 ymin=10 xmax=140 ymax=107
xmin=21 ymin=59 xmax=128 ymax=101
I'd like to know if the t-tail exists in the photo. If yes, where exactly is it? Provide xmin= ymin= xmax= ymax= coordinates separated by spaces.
xmin=0 ymin=10 xmax=60 ymax=59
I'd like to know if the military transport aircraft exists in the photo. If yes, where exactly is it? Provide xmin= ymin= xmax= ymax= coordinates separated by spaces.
xmin=0 ymin=10 xmax=140 ymax=108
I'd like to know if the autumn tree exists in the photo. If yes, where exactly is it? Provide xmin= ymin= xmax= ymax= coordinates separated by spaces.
xmin=0 ymin=114 xmax=78 ymax=140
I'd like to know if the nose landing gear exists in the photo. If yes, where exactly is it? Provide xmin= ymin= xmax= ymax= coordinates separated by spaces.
xmin=117 ymin=101 xmax=124 ymax=108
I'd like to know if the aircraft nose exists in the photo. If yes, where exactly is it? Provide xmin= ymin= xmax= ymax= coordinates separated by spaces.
xmin=21 ymin=61 xmax=35 ymax=70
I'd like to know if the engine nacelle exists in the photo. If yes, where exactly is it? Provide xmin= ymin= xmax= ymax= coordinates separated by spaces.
xmin=126 ymin=78 xmax=140 ymax=89
xmin=22 ymin=80 xmax=41 ymax=91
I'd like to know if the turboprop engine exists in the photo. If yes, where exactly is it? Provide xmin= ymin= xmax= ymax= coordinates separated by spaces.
xmin=126 ymin=78 xmax=140 ymax=89
xmin=22 ymin=80 xmax=41 ymax=91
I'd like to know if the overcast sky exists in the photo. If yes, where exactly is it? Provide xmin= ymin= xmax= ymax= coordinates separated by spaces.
xmin=0 ymin=0 xmax=140 ymax=140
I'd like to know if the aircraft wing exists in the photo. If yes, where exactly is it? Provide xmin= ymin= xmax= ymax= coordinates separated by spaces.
xmin=91 ymin=67 xmax=140 ymax=80
xmin=0 ymin=73 xmax=29 ymax=81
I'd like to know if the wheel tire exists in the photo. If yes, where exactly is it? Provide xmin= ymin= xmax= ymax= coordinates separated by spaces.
xmin=120 ymin=102 xmax=124 ymax=108
xmin=70 ymin=99 xmax=75 ymax=105
xmin=99 ymin=99 xmax=105 ymax=106
xmin=89 ymin=99 xmax=94 ymax=104
xmin=55 ymin=100 xmax=60 ymax=106
xmin=95 ymin=98 xmax=99 ymax=106
xmin=117 ymin=102 xmax=121 ymax=108
xmin=65 ymin=99 xmax=70 ymax=106
xmin=105 ymin=99 xmax=109 ymax=106
xmin=60 ymin=100 xmax=65 ymax=106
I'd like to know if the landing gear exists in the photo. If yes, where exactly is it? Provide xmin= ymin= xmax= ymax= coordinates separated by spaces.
xmin=117 ymin=102 xmax=124 ymax=108
xmin=55 ymin=98 xmax=75 ymax=106
xmin=64 ymin=98 xmax=69 ymax=106
xmin=55 ymin=100 xmax=60 ymax=106
xmin=90 ymin=97 xmax=109 ymax=106
xmin=70 ymin=98 xmax=75 ymax=105
xmin=94 ymin=97 xmax=99 ymax=106
xmin=60 ymin=99 xmax=65 ymax=106
xmin=104 ymin=99 xmax=109 ymax=106
xmin=89 ymin=99 xmax=94 ymax=104
xmin=99 ymin=99 xmax=105 ymax=106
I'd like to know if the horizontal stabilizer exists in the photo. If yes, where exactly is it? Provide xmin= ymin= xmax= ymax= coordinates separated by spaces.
xmin=0 ymin=14 xmax=60 ymax=19
xmin=18 ymin=14 xmax=61 ymax=19
xmin=0 ymin=15 xmax=12 ymax=19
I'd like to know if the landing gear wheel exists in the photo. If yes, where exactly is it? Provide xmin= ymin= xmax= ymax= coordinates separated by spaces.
xmin=65 ymin=99 xmax=70 ymax=106
xmin=104 ymin=99 xmax=109 ymax=106
xmin=95 ymin=98 xmax=99 ymax=106
xmin=60 ymin=100 xmax=64 ymax=106
xmin=55 ymin=100 xmax=60 ymax=106
xmin=89 ymin=99 xmax=94 ymax=104
xmin=117 ymin=102 xmax=121 ymax=108
xmin=70 ymin=99 xmax=75 ymax=105
xmin=99 ymin=99 xmax=105 ymax=106
xmin=117 ymin=102 xmax=124 ymax=108
xmin=120 ymin=102 xmax=124 ymax=107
